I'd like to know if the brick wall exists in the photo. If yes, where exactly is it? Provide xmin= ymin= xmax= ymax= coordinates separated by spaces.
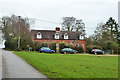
xmin=33 ymin=39 xmax=86 ymax=51
xmin=73 ymin=40 xmax=86 ymax=51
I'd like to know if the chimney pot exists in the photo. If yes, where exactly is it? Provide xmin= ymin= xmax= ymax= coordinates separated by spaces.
xmin=56 ymin=27 xmax=60 ymax=31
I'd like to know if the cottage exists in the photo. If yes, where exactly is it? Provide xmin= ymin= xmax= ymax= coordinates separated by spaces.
xmin=31 ymin=27 xmax=86 ymax=51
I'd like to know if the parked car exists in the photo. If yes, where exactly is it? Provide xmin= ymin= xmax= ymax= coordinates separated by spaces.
xmin=39 ymin=47 xmax=55 ymax=53
xmin=60 ymin=48 xmax=78 ymax=54
xmin=91 ymin=49 xmax=104 ymax=55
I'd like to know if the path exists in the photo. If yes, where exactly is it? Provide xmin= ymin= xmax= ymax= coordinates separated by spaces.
xmin=2 ymin=49 xmax=48 ymax=78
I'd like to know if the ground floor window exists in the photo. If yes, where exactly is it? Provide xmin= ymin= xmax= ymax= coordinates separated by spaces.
xmin=75 ymin=44 xmax=79 ymax=47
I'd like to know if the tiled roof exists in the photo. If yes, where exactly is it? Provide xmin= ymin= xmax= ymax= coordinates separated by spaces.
xmin=31 ymin=30 xmax=82 ymax=40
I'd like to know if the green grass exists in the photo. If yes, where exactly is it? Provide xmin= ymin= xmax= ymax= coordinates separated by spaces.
xmin=14 ymin=51 xmax=118 ymax=78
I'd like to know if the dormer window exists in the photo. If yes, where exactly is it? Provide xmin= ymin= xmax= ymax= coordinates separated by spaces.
xmin=64 ymin=33 xmax=68 ymax=39
xmin=37 ymin=32 xmax=42 ymax=39
xmin=79 ymin=35 xmax=84 ymax=40
xmin=55 ymin=33 xmax=59 ymax=39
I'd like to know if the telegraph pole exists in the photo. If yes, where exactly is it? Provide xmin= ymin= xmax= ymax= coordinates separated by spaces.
xmin=18 ymin=16 xmax=21 ymax=49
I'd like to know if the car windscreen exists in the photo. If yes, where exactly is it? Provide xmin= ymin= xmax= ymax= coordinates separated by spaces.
xmin=92 ymin=49 xmax=102 ymax=51
xmin=68 ymin=48 xmax=72 ymax=50
xmin=65 ymin=48 xmax=72 ymax=50
xmin=44 ymin=48 xmax=50 ymax=50
xmin=96 ymin=49 xmax=102 ymax=51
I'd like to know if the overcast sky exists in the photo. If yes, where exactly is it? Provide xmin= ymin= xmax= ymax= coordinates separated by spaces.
xmin=0 ymin=0 xmax=119 ymax=37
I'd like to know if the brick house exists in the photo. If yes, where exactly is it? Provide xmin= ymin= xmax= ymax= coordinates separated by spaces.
xmin=31 ymin=27 xmax=86 ymax=51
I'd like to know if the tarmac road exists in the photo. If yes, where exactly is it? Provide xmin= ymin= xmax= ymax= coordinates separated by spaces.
xmin=1 ymin=49 xmax=48 ymax=78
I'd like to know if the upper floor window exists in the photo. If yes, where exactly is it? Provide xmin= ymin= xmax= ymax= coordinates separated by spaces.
xmin=64 ymin=33 xmax=68 ymax=39
xmin=79 ymin=35 xmax=84 ymax=40
xmin=37 ymin=32 xmax=42 ymax=39
xmin=55 ymin=33 xmax=59 ymax=39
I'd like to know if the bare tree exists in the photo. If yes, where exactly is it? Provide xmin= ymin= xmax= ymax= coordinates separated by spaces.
xmin=0 ymin=15 xmax=34 ymax=50
xmin=62 ymin=17 xmax=76 ymax=31
xmin=75 ymin=19 xmax=86 ymax=38
xmin=75 ymin=20 xmax=85 ymax=31
xmin=62 ymin=17 xmax=86 ymax=37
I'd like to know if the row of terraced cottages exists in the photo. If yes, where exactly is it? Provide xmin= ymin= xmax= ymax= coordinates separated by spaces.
xmin=31 ymin=27 xmax=86 ymax=51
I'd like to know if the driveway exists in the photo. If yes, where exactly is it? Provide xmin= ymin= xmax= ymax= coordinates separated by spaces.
xmin=1 ymin=49 xmax=48 ymax=78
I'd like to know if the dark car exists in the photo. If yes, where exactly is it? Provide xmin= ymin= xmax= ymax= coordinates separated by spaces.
xmin=91 ymin=49 xmax=104 ymax=55
xmin=39 ymin=47 xmax=55 ymax=53
xmin=60 ymin=48 xmax=77 ymax=54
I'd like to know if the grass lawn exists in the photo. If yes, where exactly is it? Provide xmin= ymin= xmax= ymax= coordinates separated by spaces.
xmin=14 ymin=51 xmax=118 ymax=78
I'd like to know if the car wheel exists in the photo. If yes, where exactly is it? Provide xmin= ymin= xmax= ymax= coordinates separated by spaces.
xmin=64 ymin=52 xmax=67 ymax=54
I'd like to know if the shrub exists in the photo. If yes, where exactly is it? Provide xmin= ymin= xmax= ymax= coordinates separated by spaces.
xmin=102 ymin=41 xmax=119 ymax=54
xmin=31 ymin=42 xmax=38 ymax=51
xmin=41 ymin=42 xmax=47 ymax=47
xmin=68 ymin=44 xmax=74 ymax=49
xmin=92 ymin=45 xmax=102 ymax=50
xmin=86 ymin=45 xmax=92 ymax=53
xmin=35 ymin=42 xmax=48 ymax=51
xmin=74 ymin=46 xmax=84 ymax=53
xmin=59 ymin=42 xmax=66 ymax=51
xmin=5 ymin=39 xmax=17 ymax=50
xmin=49 ymin=42 xmax=56 ymax=52
xmin=36 ymin=43 xmax=42 ymax=51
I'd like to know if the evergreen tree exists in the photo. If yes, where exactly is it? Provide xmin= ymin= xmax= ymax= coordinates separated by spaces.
xmin=102 ymin=17 xmax=118 ymax=41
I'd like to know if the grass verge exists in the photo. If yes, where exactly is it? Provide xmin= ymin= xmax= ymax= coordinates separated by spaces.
xmin=14 ymin=51 xmax=118 ymax=78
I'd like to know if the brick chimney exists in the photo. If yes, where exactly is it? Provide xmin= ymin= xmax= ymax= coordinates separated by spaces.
xmin=56 ymin=27 xmax=60 ymax=31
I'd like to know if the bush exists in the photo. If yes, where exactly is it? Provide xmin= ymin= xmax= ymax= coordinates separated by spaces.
xmin=86 ymin=45 xmax=92 ymax=53
xmin=74 ymin=46 xmax=84 ymax=53
xmin=5 ymin=39 xmax=17 ymax=50
xmin=36 ymin=43 xmax=42 ymax=51
xmin=41 ymin=43 xmax=47 ymax=47
xmin=49 ymin=42 xmax=56 ymax=52
xmin=59 ymin=42 xmax=66 ymax=51
xmin=68 ymin=44 xmax=74 ymax=49
xmin=102 ymin=41 xmax=119 ymax=54
xmin=31 ymin=42 xmax=38 ymax=51
xmin=86 ymin=45 xmax=103 ymax=53
xmin=32 ymin=42 xmax=48 ymax=51
xmin=20 ymin=39 xmax=33 ymax=50
xmin=92 ymin=45 xmax=102 ymax=50
xmin=59 ymin=42 xmax=84 ymax=53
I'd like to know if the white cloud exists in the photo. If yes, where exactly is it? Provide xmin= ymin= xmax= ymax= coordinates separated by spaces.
xmin=0 ymin=0 xmax=119 ymax=37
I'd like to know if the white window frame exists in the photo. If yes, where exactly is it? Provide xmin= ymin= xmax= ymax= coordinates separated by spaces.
xmin=37 ymin=32 xmax=42 ymax=39
xmin=55 ymin=33 xmax=59 ymax=39
xmin=75 ymin=44 xmax=79 ymax=47
xmin=64 ymin=33 xmax=68 ymax=39
xmin=79 ymin=35 xmax=84 ymax=40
